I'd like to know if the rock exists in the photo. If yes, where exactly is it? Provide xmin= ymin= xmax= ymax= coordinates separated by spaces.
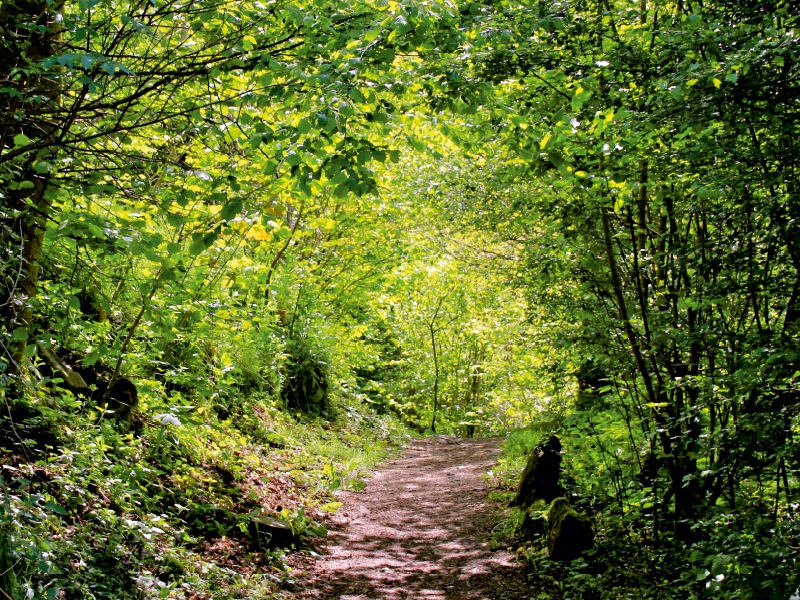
xmin=510 ymin=435 xmax=563 ymax=507
xmin=547 ymin=497 xmax=594 ymax=561
xmin=521 ymin=511 xmax=547 ymax=538
xmin=248 ymin=515 xmax=298 ymax=549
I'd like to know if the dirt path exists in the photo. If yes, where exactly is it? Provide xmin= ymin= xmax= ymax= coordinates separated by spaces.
xmin=292 ymin=435 xmax=531 ymax=600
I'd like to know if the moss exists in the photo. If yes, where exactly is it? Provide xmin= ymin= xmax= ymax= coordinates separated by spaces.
xmin=511 ymin=435 xmax=562 ymax=507
xmin=547 ymin=497 xmax=594 ymax=561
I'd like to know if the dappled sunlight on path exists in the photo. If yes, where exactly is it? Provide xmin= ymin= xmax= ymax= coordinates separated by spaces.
xmin=293 ymin=436 xmax=531 ymax=600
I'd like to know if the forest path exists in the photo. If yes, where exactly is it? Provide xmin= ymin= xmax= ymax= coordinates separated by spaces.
xmin=291 ymin=435 xmax=531 ymax=600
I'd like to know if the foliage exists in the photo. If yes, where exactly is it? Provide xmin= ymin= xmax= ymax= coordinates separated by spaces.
xmin=0 ymin=0 xmax=798 ymax=596
xmin=0 ymin=389 xmax=404 ymax=599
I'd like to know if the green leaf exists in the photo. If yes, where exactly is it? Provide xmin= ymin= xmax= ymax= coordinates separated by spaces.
xmin=11 ymin=327 xmax=28 ymax=341
xmin=189 ymin=232 xmax=217 ymax=255
xmin=220 ymin=199 xmax=243 ymax=221
xmin=348 ymin=88 xmax=366 ymax=103
xmin=375 ymin=48 xmax=395 ymax=63
xmin=321 ymin=501 xmax=343 ymax=513
xmin=333 ymin=182 xmax=350 ymax=198
xmin=357 ymin=149 xmax=372 ymax=165
xmin=297 ymin=118 xmax=313 ymax=134
xmin=84 ymin=350 xmax=100 ymax=366
xmin=13 ymin=133 xmax=31 ymax=146
xmin=571 ymin=86 xmax=592 ymax=111
xmin=166 ymin=213 xmax=184 ymax=228
xmin=189 ymin=236 xmax=207 ymax=255
xmin=263 ymin=160 xmax=279 ymax=175
xmin=44 ymin=501 xmax=68 ymax=516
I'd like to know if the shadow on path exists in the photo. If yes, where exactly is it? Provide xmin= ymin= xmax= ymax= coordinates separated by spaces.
xmin=293 ymin=435 xmax=531 ymax=600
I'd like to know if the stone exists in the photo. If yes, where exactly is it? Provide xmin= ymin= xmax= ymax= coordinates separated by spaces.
xmin=248 ymin=515 xmax=298 ymax=549
xmin=510 ymin=435 xmax=563 ymax=507
xmin=547 ymin=497 xmax=594 ymax=561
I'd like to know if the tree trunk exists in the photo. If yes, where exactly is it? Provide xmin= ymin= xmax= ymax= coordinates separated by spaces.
xmin=0 ymin=0 xmax=64 ymax=376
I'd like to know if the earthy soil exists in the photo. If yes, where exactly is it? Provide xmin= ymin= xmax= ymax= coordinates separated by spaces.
xmin=292 ymin=435 xmax=531 ymax=600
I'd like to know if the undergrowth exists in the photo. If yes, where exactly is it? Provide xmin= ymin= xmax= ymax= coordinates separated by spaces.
xmin=491 ymin=427 xmax=800 ymax=600
xmin=0 ymin=388 xmax=409 ymax=600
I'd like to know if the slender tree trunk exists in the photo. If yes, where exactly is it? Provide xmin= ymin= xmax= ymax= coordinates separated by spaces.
xmin=601 ymin=205 xmax=700 ymax=541
xmin=428 ymin=295 xmax=446 ymax=433
xmin=1 ymin=1 xmax=63 ymax=376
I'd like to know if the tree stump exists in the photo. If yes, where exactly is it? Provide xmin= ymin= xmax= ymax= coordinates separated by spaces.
xmin=547 ymin=497 xmax=594 ymax=561
xmin=510 ymin=434 xmax=563 ymax=507
xmin=248 ymin=515 xmax=298 ymax=549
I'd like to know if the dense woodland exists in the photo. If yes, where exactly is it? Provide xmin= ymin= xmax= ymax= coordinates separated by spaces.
xmin=0 ymin=0 xmax=798 ymax=598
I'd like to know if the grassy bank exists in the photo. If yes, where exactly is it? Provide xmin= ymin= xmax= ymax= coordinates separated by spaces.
xmin=0 ymin=391 xmax=409 ymax=600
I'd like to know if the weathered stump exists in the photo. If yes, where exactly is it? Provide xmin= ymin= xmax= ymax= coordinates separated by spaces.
xmin=510 ymin=435 xmax=563 ymax=507
xmin=248 ymin=515 xmax=298 ymax=549
xmin=547 ymin=497 xmax=594 ymax=561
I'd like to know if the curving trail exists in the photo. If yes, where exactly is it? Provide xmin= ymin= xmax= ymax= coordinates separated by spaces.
xmin=292 ymin=435 xmax=531 ymax=600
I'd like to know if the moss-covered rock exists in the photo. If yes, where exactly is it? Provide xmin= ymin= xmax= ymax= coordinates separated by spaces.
xmin=547 ymin=497 xmax=594 ymax=561
xmin=511 ymin=435 xmax=563 ymax=507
